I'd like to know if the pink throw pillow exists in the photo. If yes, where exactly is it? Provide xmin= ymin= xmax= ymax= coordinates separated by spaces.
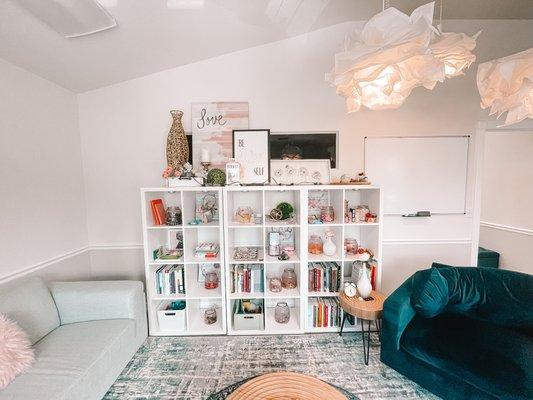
xmin=0 ymin=314 xmax=35 ymax=389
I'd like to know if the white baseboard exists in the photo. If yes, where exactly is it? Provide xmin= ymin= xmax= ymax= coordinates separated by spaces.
xmin=480 ymin=221 xmax=533 ymax=236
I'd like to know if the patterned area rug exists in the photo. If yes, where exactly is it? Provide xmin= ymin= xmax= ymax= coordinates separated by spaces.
xmin=104 ymin=333 xmax=439 ymax=400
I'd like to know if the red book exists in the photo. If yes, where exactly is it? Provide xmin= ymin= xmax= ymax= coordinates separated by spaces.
xmin=370 ymin=265 xmax=376 ymax=290
xmin=150 ymin=199 xmax=165 ymax=225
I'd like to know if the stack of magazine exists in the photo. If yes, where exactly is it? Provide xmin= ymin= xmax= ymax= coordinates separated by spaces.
xmin=194 ymin=242 xmax=219 ymax=259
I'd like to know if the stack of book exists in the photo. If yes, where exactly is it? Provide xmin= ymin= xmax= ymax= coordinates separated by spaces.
xmin=308 ymin=262 xmax=341 ymax=293
xmin=194 ymin=242 xmax=219 ymax=259
xmin=230 ymin=264 xmax=264 ymax=293
xmin=308 ymin=297 xmax=342 ymax=328
xmin=155 ymin=265 xmax=185 ymax=295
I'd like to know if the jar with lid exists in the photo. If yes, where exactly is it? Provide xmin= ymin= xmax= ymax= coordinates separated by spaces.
xmin=204 ymin=307 xmax=217 ymax=325
xmin=274 ymin=301 xmax=290 ymax=324
xmin=165 ymin=206 xmax=182 ymax=226
xmin=308 ymin=234 xmax=324 ymax=255
xmin=269 ymin=277 xmax=282 ymax=293
xmin=344 ymin=238 xmax=359 ymax=255
xmin=320 ymin=206 xmax=335 ymax=223
xmin=281 ymin=268 xmax=297 ymax=289
xmin=355 ymin=205 xmax=370 ymax=223
xmin=204 ymin=272 xmax=219 ymax=290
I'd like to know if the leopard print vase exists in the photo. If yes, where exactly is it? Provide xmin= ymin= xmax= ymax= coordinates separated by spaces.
xmin=166 ymin=110 xmax=189 ymax=170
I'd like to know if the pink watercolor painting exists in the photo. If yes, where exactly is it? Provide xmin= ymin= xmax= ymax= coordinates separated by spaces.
xmin=191 ymin=102 xmax=249 ymax=169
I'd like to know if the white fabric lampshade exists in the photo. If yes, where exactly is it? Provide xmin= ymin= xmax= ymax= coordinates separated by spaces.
xmin=477 ymin=48 xmax=533 ymax=126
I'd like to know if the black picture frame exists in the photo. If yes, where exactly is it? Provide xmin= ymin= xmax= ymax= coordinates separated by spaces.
xmin=232 ymin=129 xmax=271 ymax=185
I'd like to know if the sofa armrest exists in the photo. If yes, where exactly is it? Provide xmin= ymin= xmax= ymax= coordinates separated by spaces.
xmin=49 ymin=281 xmax=147 ymax=341
xmin=382 ymin=277 xmax=416 ymax=352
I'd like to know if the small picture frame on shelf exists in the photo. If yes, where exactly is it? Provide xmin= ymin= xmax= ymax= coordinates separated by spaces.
xmin=232 ymin=129 xmax=270 ymax=185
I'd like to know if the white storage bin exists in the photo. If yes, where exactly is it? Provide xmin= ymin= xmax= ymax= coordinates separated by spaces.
xmin=157 ymin=304 xmax=186 ymax=332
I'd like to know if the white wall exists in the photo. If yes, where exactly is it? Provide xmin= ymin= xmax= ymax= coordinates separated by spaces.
xmin=0 ymin=59 xmax=89 ymax=282
xmin=77 ymin=19 xmax=533 ymax=291
xmin=479 ymin=130 xmax=533 ymax=274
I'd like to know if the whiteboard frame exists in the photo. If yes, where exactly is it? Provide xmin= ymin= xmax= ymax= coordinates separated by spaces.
xmin=363 ymin=135 xmax=470 ymax=216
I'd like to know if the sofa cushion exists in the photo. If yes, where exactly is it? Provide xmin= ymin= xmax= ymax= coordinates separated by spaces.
xmin=411 ymin=268 xmax=449 ymax=318
xmin=431 ymin=264 xmax=533 ymax=330
xmin=0 ymin=319 xmax=136 ymax=400
xmin=0 ymin=277 xmax=59 ymax=345
xmin=401 ymin=314 xmax=533 ymax=400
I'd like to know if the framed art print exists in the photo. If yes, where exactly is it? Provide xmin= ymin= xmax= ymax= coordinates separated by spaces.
xmin=233 ymin=129 xmax=270 ymax=185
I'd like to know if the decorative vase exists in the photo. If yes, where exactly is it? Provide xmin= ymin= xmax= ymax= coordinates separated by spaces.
xmin=166 ymin=110 xmax=189 ymax=170
xmin=357 ymin=263 xmax=372 ymax=299
xmin=323 ymin=231 xmax=337 ymax=256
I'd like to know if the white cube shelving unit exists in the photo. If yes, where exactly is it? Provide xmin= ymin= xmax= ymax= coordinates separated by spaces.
xmin=222 ymin=185 xmax=382 ymax=335
xmin=142 ymin=185 xmax=382 ymax=336
xmin=141 ymin=187 xmax=226 ymax=336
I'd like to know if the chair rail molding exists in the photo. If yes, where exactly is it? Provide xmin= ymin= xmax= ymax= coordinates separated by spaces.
xmin=480 ymin=221 xmax=533 ymax=236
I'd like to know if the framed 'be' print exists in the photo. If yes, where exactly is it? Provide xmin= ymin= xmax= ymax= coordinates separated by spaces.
xmin=232 ymin=129 xmax=270 ymax=185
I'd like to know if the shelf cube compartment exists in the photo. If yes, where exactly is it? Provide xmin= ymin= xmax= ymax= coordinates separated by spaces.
xmin=187 ymin=298 xmax=224 ymax=334
xmin=184 ymin=228 xmax=221 ymax=263
xmin=307 ymin=225 xmax=343 ymax=261
xmin=182 ymin=190 xmax=221 ymax=226
xmin=144 ymin=191 xmax=182 ymax=228
xmin=264 ymin=263 xmax=300 ymax=298
xmin=343 ymin=224 xmax=380 ymax=262
xmin=307 ymin=189 xmax=343 ymax=224
xmin=264 ymin=226 xmax=299 ymax=263
xmin=226 ymin=189 xmax=263 ymax=226
xmin=264 ymin=189 xmax=300 ymax=225
xmin=265 ymin=297 xmax=300 ymax=333
xmin=232 ymin=298 xmax=265 ymax=331
xmin=157 ymin=301 xmax=187 ymax=332
xmin=185 ymin=263 xmax=222 ymax=299
xmin=229 ymin=263 xmax=264 ymax=296
xmin=343 ymin=188 xmax=380 ymax=223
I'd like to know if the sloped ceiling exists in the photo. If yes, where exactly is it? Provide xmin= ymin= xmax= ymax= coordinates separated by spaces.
xmin=1 ymin=0 xmax=532 ymax=92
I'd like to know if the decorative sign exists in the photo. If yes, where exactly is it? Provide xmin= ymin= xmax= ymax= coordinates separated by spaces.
xmin=233 ymin=129 xmax=270 ymax=185
xmin=270 ymin=159 xmax=331 ymax=185
xmin=192 ymin=102 xmax=249 ymax=169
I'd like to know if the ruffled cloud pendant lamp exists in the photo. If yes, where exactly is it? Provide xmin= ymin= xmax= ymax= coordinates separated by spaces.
xmin=477 ymin=47 xmax=533 ymax=126
xmin=326 ymin=1 xmax=479 ymax=112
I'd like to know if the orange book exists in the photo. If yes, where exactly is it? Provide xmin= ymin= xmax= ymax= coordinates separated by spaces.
xmin=150 ymin=199 xmax=165 ymax=225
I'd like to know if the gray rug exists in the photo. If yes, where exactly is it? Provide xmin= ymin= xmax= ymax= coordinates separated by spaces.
xmin=104 ymin=333 xmax=439 ymax=400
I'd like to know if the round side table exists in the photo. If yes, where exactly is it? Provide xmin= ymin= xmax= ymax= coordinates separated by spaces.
xmin=339 ymin=290 xmax=385 ymax=365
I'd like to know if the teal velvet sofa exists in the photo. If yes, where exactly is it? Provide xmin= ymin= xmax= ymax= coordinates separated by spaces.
xmin=381 ymin=264 xmax=532 ymax=400
xmin=0 ymin=277 xmax=148 ymax=400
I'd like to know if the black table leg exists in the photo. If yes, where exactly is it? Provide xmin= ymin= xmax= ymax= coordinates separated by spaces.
xmin=361 ymin=319 xmax=371 ymax=365
xmin=339 ymin=312 xmax=348 ymax=336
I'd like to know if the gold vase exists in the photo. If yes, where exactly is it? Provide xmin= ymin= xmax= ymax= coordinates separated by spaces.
xmin=166 ymin=110 xmax=189 ymax=170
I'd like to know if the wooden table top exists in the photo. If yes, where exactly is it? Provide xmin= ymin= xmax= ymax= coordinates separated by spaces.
xmin=227 ymin=371 xmax=348 ymax=400
xmin=339 ymin=291 xmax=385 ymax=321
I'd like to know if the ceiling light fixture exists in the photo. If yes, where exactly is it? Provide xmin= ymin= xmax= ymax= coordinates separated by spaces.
xmin=477 ymin=48 xmax=533 ymax=127
xmin=326 ymin=1 xmax=479 ymax=112
xmin=16 ymin=0 xmax=117 ymax=38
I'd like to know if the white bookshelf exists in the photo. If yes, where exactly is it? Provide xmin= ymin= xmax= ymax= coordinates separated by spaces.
xmin=141 ymin=185 xmax=382 ymax=336
xmin=222 ymin=185 xmax=382 ymax=335
xmin=141 ymin=187 xmax=226 ymax=336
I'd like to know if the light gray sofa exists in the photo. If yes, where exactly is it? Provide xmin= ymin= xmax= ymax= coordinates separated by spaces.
xmin=0 ymin=277 xmax=147 ymax=400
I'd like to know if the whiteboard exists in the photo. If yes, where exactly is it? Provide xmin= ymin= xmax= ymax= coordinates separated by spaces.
xmin=364 ymin=136 xmax=469 ymax=215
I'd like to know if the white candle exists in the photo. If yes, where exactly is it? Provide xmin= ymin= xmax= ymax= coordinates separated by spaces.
xmin=201 ymin=148 xmax=210 ymax=163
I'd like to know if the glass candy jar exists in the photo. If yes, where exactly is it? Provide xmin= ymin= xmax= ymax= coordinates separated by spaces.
xmin=165 ymin=206 xmax=182 ymax=226
xmin=355 ymin=205 xmax=370 ymax=223
xmin=308 ymin=234 xmax=324 ymax=255
xmin=281 ymin=268 xmax=297 ymax=289
xmin=204 ymin=272 xmax=219 ymax=290
xmin=320 ymin=206 xmax=335 ymax=223
xmin=269 ymin=277 xmax=282 ymax=293
xmin=344 ymin=238 xmax=359 ymax=255
xmin=275 ymin=302 xmax=290 ymax=324
xmin=204 ymin=307 xmax=217 ymax=325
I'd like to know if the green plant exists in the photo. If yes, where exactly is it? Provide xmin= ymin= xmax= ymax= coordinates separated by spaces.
xmin=276 ymin=202 xmax=294 ymax=220
xmin=206 ymin=168 xmax=226 ymax=186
